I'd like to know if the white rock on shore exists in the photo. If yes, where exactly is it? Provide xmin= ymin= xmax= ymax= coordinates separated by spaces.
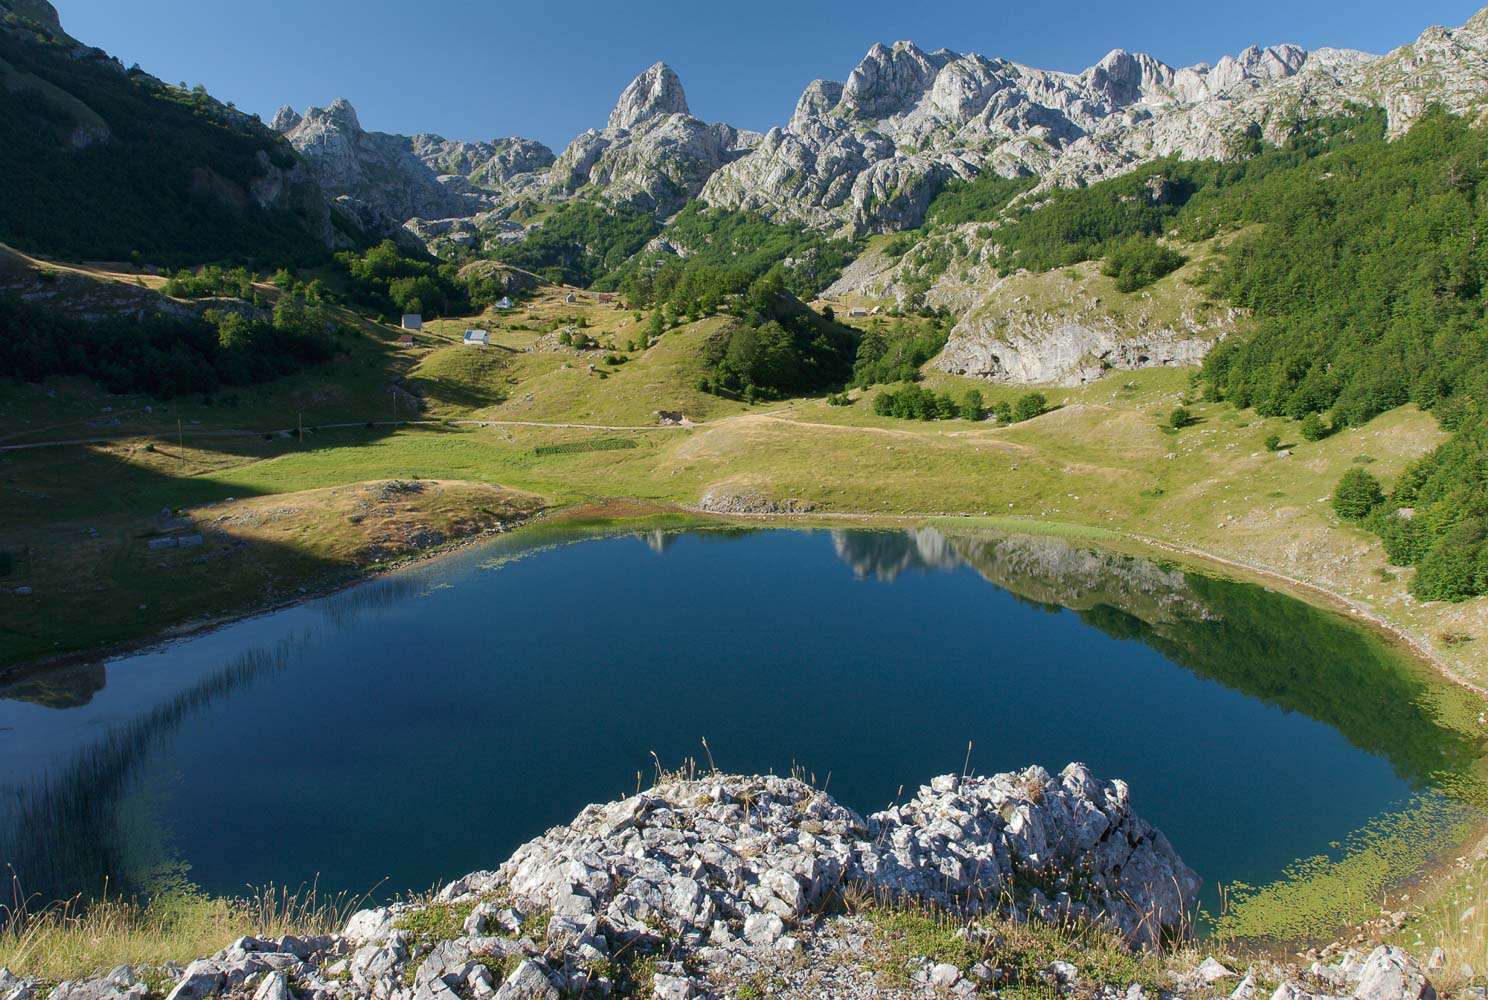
xmin=7 ymin=769 xmax=1450 ymax=1000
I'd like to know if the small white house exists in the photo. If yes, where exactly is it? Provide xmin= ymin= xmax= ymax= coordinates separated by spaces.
xmin=401 ymin=314 xmax=423 ymax=331
xmin=494 ymin=297 xmax=514 ymax=310
xmin=463 ymin=330 xmax=489 ymax=347
xmin=848 ymin=307 xmax=869 ymax=318
xmin=566 ymin=292 xmax=578 ymax=303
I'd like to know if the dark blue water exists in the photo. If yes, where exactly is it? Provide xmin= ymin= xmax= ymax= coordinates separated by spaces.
xmin=0 ymin=527 xmax=1473 ymax=912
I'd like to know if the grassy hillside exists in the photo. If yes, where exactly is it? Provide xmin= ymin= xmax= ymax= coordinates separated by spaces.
xmin=0 ymin=9 xmax=346 ymax=263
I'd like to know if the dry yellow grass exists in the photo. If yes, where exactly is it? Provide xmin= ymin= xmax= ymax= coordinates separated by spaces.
xmin=1390 ymin=849 xmax=1488 ymax=995
xmin=0 ymin=883 xmax=357 ymax=984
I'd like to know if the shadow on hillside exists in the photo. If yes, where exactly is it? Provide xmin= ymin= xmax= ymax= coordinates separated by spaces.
xmin=0 ymin=422 xmax=478 ymax=679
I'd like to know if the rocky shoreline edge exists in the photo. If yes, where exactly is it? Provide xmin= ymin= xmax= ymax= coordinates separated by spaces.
xmin=2 ymin=766 xmax=1465 ymax=1000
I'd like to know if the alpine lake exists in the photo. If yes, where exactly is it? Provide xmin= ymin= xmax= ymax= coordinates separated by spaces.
xmin=3 ymin=522 xmax=1485 ymax=942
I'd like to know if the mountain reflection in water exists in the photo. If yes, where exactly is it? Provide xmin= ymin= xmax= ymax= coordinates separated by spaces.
xmin=0 ymin=526 xmax=1480 ymax=912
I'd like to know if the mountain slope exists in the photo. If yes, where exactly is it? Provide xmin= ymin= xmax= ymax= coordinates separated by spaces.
xmin=273 ymin=99 xmax=555 ymax=235
xmin=0 ymin=0 xmax=356 ymax=262
xmin=279 ymin=63 xmax=759 ymax=251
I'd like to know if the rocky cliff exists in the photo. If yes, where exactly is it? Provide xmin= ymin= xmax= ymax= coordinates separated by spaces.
xmin=548 ymin=63 xmax=760 ymax=217
xmin=272 ymin=9 xmax=1488 ymax=249
xmin=279 ymin=63 xmax=757 ymax=246
xmin=273 ymin=99 xmax=555 ymax=237
xmin=704 ymin=14 xmax=1488 ymax=236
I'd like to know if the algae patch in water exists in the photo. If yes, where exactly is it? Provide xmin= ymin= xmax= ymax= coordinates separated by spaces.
xmin=1206 ymin=794 xmax=1481 ymax=943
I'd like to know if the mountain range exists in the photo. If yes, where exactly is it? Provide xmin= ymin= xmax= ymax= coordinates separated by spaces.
xmin=268 ymin=7 xmax=1488 ymax=250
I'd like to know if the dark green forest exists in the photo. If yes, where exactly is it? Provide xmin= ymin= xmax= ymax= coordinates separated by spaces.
xmin=0 ymin=293 xmax=341 ymax=396
xmin=0 ymin=20 xmax=344 ymax=264
xmin=603 ymin=202 xmax=860 ymax=308
xmin=488 ymin=202 xmax=660 ymax=287
xmin=699 ymin=270 xmax=857 ymax=400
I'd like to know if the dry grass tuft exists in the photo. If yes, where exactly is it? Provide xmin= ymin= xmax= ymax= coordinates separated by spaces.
xmin=0 ymin=875 xmax=364 ymax=982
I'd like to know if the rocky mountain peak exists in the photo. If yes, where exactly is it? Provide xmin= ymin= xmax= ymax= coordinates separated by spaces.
xmin=841 ymin=40 xmax=948 ymax=118
xmin=1085 ymin=48 xmax=1175 ymax=106
xmin=269 ymin=105 xmax=302 ymax=133
xmin=321 ymin=98 xmax=363 ymax=133
xmin=0 ymin=0 xmax=63 ymax=35
xmin=292 ymin=98 xmax=363 ymax=136
xmin=607 ymin=62 xmax=690 ymax=131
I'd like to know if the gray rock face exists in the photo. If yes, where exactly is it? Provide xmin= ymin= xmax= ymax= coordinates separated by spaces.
xmin=279 ymin=98 xmax=555 ymax=234
xmin=937 ymin=311 xmax=1224 ymax=386
xmin=269 ymin=105 xmax=302 ymax=133
xmin=856 ymin=766 xmax=1199 ymax=949
xmin=1353 ymin=947 xmax=1437 ymax=1000
xmin=548 ymin=65 xmax=759 ymax=216
xmin=442 ymin=767 xmax=1196 ymax=953
xmin=705 ymin=13 xmax=1488 ymax=235
xmin=829 ymin=233 xmax=1241 ymax=386
xmin=272 ymin=11 xmax=1488 ymax=248
xmin=608 ymin=62 xmax=690 ymax=130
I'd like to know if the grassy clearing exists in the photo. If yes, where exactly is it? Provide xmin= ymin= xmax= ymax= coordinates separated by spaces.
xmin=0 ymin=472 xmax=544 ymax=666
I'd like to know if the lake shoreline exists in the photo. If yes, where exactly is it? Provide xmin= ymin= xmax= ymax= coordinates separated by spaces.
xmin=4 ymin=503 xmax=1486 ymax=955
xmin=5 ymin=498 xmax=1483 ymax=708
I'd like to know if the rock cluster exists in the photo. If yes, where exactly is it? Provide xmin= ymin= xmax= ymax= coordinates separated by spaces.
xmin=0 ymin=770 xmax=1461 ymax=1000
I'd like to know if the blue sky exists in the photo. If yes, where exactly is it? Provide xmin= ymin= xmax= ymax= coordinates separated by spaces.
xmin=53 ymin=1 xmax=1486 ymax=151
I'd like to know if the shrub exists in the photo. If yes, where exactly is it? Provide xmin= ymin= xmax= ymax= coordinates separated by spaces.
xmin=1168 ymin=406 xmax=1195 ymax=430
xmin=1101 ymin=238 xmax=1187 ymax=292
xmin=1333 ymin=468 xmax=1385 ymax=521
xmin=1264 ymin=433 xmax=1282 ymax=452
xmin=1411 ymin=520 xmax=1487 ymax=602
xmin=1300 ymin=412 xmax=1331 ymax=442
xmin=1012 ymin=392 xmax=1048 ymax=423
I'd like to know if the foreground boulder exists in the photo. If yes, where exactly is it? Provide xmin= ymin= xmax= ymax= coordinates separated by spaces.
xmin=442 ymin=764 xmax=1197 ymax=954
xmin=25 ymin=766 xmax=1451 ymax=999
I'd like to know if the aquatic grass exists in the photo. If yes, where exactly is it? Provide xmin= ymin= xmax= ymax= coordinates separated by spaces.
xmin=0 ymin=876 xmax=360 ymax=982
xmin=1208 ymin=795 xmax=1480 ymax=944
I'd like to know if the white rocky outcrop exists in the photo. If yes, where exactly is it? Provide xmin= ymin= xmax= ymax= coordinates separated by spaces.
xmin=608 ymin=62 xmax=691 ymax=131
xmin=548 ymin=63 xmax=760 ymax=216
xmin=704 ymin=13 xmax=1488 ymax=235
xmin=277 ymin=98 xmax=555 ymax=234
xmin=3 ymin=769 xmax=1453 ymax=1000
xmin=271 ymin=11 xmax=1488 ymax=244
